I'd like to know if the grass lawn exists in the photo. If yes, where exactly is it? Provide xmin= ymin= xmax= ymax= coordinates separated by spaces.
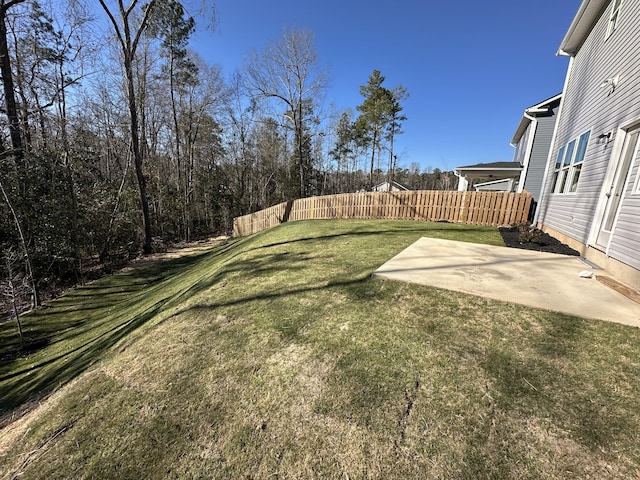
xmin=1 ymin=219 xmax=640 ymax=479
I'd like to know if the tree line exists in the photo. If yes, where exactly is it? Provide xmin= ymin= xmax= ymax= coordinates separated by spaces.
xmin=0 ymin=0 xmax=456 ymax=314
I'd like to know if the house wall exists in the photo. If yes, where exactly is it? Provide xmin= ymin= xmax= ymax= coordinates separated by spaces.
xmin=524 ymin=105 xmax=559 ymax=203
xmin=474 ymin=179 xmax=514 ymax=192
xmin=512 ymin=125 xmax=531 ymax=166
xmin=537 ymin=0 xmax=640 ymax=275
xmin=609 ymin=146 xmax=640 ymax=269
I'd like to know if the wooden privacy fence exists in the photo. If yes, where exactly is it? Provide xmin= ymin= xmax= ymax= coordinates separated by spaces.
xmin=233 ymin=190 xmax=533 ymax=237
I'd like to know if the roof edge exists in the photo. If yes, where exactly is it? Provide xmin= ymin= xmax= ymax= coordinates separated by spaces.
xmin=456 ymin=167 xmax=523 ymax=171
xmin=527 ymin=93 xmax=562 ymax=111
xmin=511 ymin=117 xmax=533 ymax=146
xmin=558 ymin=0 xmax=610 ymax=56
xmin=510 ymin=93 xmax=562 ymax=144
xmin=455 ymin=162 xmax=523 ymax=172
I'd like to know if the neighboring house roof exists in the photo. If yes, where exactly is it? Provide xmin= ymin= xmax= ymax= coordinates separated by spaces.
xmin=372 ymin=181 xmax=410 ymax=191
xmin=454 ymin=162 xmax=522 ymax=193
xmin=510 ymin=93 xmax=562 ymax=145
xmin=456 ymin=161 xmax=522 ymax=173
xmin=558 ymin=0 xmax=610 ymax=56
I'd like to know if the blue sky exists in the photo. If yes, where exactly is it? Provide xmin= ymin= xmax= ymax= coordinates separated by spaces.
xmin=191 ymin=0 xmax=582 ymax=172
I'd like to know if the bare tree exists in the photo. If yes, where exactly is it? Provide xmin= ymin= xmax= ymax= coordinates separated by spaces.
xmin=244 ymin=27 xmax=327 ymax=198
xmin=178 ymin=59 xmax=225 ymax=240
xmin=98 ymin=0 xmax=156 ymax=253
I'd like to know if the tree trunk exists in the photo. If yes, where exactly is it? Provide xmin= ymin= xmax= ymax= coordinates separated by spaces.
xmin=369 ymin=129 xmax=377 ymax=190
xmin=9 ymin=280 xmax=23 ymax=345
xmin=298 ymin=101 xmax=304 ymax=198
xmin=0 ymin=1 xmax=24 ymax=160
xmin=125 ymin=55 xmax=153 ymax=254
xmin=388 ymin=120 xmax=396 ymax=187
xmin=99 ymin=0 xmax=155 ymax=255
xmin=168 ymin=51 xmax=186 ymax=240
xmin=57 ymin=56 xmax=81 ymax=284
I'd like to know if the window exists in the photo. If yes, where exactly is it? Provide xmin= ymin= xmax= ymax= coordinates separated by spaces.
xmin=569 ymin=132 xmax=590 ymax=192
xmin=552 ymin=131 xmax=591 ymax=194
xmin=607 ymin=0 xmax=622 ymax=38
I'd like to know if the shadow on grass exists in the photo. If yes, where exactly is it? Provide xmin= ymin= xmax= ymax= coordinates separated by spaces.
xmin=0 ymin=232 xmax=336 ymax=416
xmin=0 ymin=221 xmax=501 ymax=419
xmin=0 ymin=338 xmax=50 ymax=363
xmin=0 ymin=299 xmax=168 ymax=411
xmin=170 ymin=276 xmax=370 ymax=319
xmin=250 ymin=224 xmax=500 ymax=253
xmin=0 ymin=245 xmax=236 ymax=416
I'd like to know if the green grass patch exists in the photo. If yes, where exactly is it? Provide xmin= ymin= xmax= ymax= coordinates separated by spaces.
xmin=1 ymin=219 xmax=640 ymax=479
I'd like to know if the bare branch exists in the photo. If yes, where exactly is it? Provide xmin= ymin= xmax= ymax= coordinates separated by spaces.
xmin=98 ymin=0 xmax=125 ymax=51
xmin=0 ymin=0 xmax=27 ymax=15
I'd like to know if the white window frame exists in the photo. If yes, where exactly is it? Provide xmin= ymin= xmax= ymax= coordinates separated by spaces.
xmin=607 ymin=0 xmax=623 ymax=38
xmin=633 ymin=155 xmax=640 ymax=195
xmin=552 ymin=131 xmax=591 ymax=194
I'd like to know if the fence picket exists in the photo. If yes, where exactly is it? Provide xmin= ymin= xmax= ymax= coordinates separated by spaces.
xmin=232 ymin=190 xmax=532 ymax=236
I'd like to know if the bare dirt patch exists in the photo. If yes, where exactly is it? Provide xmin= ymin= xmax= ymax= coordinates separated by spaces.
xmin=120 ymin=236 xmax=230 ymax=271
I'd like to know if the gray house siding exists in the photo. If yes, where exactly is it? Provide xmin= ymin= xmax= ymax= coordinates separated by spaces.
xmin=522 ymin=106 xmax=558 ymax=202
xmin=511 ymin=95 xmax=561 ymax=210
xmin=512 ymin=126 xmax=531 ymax=166
xmin=609 ymin=157 xmax=640 ymax=270
xmin=538 ymin=0 xmax=640 ymax=269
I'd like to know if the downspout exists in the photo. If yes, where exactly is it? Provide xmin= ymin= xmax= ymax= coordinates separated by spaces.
xmin=535 ymin=55 xmax=574 ymax=226
xmin=453 ymin=170 xmax=468 ymax=221
xmin=453 ymin=170 xmax=468 ymax=191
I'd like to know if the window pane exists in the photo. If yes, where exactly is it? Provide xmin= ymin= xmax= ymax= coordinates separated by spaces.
xmin=555 ymin=146 xmax=565 ymax=170
xmin=559 ymin=168 xmax=569 ymax=192
xmin=554 ymin=170 xmax=566 ymax=193
xmin=564 ymin=140 xmax=576 ymax=167
xmin=608 ymin=0 xmax=622 ymax=35
xmin=569 ymin=164 xmax=582 ymax=192
xmin=574 ymin=131 xmax=590 ymax=164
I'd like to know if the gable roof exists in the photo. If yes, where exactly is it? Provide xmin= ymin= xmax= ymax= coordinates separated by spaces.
xmin=454 ymin=162 xmax=523 ymax=181
xmin=511 ymin=93 xmax=562 ymax=145
xmin=372 ymin=180 xmax=411 ymax=191
xmin=558 ymin=0 xmax=610 ymax=56
xmin=456 ymin=162 xmax=522 ymax=171
xmin=390 ymin=181 xmax=410 ymax=191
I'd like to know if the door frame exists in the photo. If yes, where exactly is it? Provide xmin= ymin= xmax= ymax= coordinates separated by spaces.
xmin=589 ymin=120 xmax=640 ymax=251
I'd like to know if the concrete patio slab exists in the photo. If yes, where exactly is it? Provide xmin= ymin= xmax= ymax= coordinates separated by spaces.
xmin=373 ymin=237 xmax=640 ymax=327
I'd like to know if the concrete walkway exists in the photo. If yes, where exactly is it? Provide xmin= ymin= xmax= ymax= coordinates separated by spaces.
xmin=373 ymin=237 xmax=640 ymax=327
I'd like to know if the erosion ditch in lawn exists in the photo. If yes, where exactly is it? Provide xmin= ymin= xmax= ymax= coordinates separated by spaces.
xmin=1 ymin=219 xmax=639 ymax=479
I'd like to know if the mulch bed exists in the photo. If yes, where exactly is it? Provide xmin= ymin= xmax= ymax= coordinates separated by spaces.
xmin=498 ymin=226 xmax=581 ymax=256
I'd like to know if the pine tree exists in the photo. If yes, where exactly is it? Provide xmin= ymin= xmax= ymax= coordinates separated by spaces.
xmin=356 ymin=70 xmax=393 ymax=189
